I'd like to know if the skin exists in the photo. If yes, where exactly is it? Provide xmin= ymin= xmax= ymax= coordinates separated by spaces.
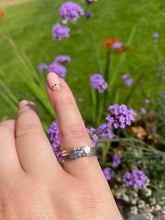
xmin=0 ymin=74 xmax=122 ymax=220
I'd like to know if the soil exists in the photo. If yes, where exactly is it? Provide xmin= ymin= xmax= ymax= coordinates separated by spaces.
xmin=0 ymin=0 xmax=31 ymax=8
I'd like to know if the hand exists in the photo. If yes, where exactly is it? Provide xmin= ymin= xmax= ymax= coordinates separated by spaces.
xmin=0 ymin=72 xmax=122 ymax=220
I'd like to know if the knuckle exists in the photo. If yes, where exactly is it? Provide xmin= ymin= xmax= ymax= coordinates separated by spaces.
xmin=60 ymin=124 xmax=86 ymax=139
xmin=16 ymin=123 xmax=41 ymax=139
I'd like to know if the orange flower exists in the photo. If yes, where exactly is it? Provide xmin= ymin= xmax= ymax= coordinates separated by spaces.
xmin=0 ymin=12 xmax=5 ymax=18
xmin=104 ymin=39 xmax=111 ymax=48
xmin=117 ymin=49 xmax=123 ymax=55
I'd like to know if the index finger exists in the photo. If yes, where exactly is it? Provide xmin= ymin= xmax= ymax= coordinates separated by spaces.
xmin=46 ymin=72 xmax=102 ymax=179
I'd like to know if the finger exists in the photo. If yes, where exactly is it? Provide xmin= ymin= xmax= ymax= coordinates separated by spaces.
xmin=46 ymin=72 xmax=102 ymax=178
xmin=0 ymin=120 xmax=22 ymax=183
xmin=15 ymin=100 xmax=62 ymax=176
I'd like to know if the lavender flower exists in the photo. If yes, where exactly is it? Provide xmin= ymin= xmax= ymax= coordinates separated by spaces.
xmin=52 ymin=23 xmax=70 ymax=40
xmin=150 ymin=127 xmax=156 ymax=132
xmin=132 ymin=169 xmax=148 ymax=187
xmin=82 ymin=0 xmax=98 ymax=3
xmin=144 ymin=99 xmax=150 ymax=105
xmin=87 ymin=127 xmax=98 ymax=147
xmin=112 ymin=154 xmax=121 ymax=168
xmin=55 ymin=55 xmax=71 ymax=63
xmin=48 ymin=121 xmax=63 ymax=163
xmin=157 ymin=67 xmax=164 ymax=72
xmin=140 ymin=107 xmax=147 ymax=114
xmin=84 ymin=11 xmax=93 ymax=19
xmin=106 ymin=104 xmax=134 ymax=129
xmin=123 ymin=171 xmax=133 ymax=187
xmin=103 ymin=167 xmax=111 ymax=181
xmin=59 ymin=2 xmax=84 ymax=24
xmin=112 ymin=41 xmax=122 ymax=49
xmin=38 ymin=63 xmax=48 ymax=72
xmin=48 ymin=62 xmax=66 ymax=78
xmin=90 ymin=74 xmax=108 ymax=93
xmin=152 ymin=33 xmax=159 ymax=38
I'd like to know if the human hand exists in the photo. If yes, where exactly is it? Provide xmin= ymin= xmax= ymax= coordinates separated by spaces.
xmin=0 ymin=72 xmax=122 ymax=220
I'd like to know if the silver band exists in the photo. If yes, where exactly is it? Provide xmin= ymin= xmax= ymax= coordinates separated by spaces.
xmin=62 ymin=146 xmax=96 ymax=160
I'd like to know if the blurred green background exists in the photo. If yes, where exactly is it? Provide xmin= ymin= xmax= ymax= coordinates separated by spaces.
xmin=0 ymin=0 xmax=165 ymax=127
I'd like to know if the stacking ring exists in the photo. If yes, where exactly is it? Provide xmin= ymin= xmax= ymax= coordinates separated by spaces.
xmin=62 ymin=146 xmax=96 ymax=160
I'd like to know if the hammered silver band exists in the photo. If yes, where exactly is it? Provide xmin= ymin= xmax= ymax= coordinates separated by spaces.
xmin=62 ymin=146 xmax=96 ymax=160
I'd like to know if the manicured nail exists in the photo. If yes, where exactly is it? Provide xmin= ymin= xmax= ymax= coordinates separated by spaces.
xmin=19 ymin=100 xmax=28 ymax=108
xmin=47 ymin=72 xmax=60 ymax=91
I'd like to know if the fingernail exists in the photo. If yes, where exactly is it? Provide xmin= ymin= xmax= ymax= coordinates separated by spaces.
xmin=47 ymin=72 xmax=60 ymax=91
xmin=19 ymin=100 xmax=28 ymax=108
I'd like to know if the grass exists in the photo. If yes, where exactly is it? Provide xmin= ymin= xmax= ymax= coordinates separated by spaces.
xmin=0 ymin=0 xmax=165 ymax=127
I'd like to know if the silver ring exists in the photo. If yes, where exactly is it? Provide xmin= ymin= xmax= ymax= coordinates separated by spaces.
xmin=62 ymin=146 xmax=96 ymax=160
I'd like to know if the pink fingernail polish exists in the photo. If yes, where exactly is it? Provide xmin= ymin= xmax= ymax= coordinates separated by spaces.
xmin=47 ymin=72 xmax=60 ymax=91
xmin=19 ymin=100 xmax=28 ymax=108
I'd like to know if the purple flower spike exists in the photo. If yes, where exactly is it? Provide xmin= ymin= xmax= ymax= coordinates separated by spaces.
xmin=161 ymin=91 xmax=165 ymax=96
xmin=106 ymin=104 xmax=134 ymax=129
xmin=152 ymin=33 xmax=159 ymax=39
xmin=112 ymin=41 xmax=122 ymax=49
xmin=90 ymin=74 xmax=108 ymax=93
xmin=153 ymin=151 xmax=161 ymax=158
xmin=97 ymin=123 xmax=113 ymax=139
xmin=55 ymin=55 xmax=71 ymax=63
xmin=112 ymin=154 xmax=121 ymax=168
xmin=103 ymin=167 xmax=111 ymax=181
xmin=52 ymin=23 xmax=70 ymax=41
xmin=48 ymin=62 xmax=66 ymax=78
xmin=38 ymin=63 xmax=48 ymax=72
xmin=59 ymin=2 xmax=84 ymax=24
xmin=122 ymin=74 xmax=130 ymax=80
xmin=123 ymin=171 xmax=133 ymax=187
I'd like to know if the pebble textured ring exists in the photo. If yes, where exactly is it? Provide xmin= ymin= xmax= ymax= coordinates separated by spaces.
xmin=62 ymin=146 xmax=96 ymax=160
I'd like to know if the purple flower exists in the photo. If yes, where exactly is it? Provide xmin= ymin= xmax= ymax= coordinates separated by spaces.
xmin=106 ymin=104 xmax=134 ymax=129
xmin=87 ymin=127 xmax=98 ymax=147
xmin=82 ymin=0 xmax=98 ymax=3
xmin=48 ymin=121 xmax=63 ymax=163
xmin=38 ymin=63 xmax=48 ymax=72
xmin=157 ymin=67 xmax=164 ymax=72
xmin=59 ymin=2 xmax=84 ymax=24
xmin=132 ymin=169 xmax=148 ymax=187
xmin=153 ymin=151 xmax=161 ymax=158
xmin=48 ymin=62 xmax=66 ymax=78
xmin=125 ymin=79 xmax=133 ymax=87
xmin=150 ymin=127 xmax=156 ymax=132
xmin=103 ymin=167 xmax=111 ymax=181
xmin=122 ymin=74 xmax=133 ymax=87
xmin=97 ymin=123 xmax=113 ymax=139
xmin=55 ymin=55 xmax=71 ymax=63
xmin=144 ymin=99 xmax=150 ymax=104
xmin=90 ymin=74 xmax=108 ymax=93
xmin=52 ymin=23 xmax=70 ymax=40
xmin=84 ymin=11 xmax=93 ymax=19
xmin=122 ymin=74 xmax=130 ymax=80
xmin=123 ymin=171 xmax=133 ymax=187
xmin=161 ymin=91 xmax=165 ymax=96
xmin=152 ymin=33 xmax=159 ymax=39
xmin=112 ymin=41 xmax=122 ymax=49
xmin=112 ymin=154 xmax=121 ymax=168
xmin=140 ymin=107 xmax=147 ymax=115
